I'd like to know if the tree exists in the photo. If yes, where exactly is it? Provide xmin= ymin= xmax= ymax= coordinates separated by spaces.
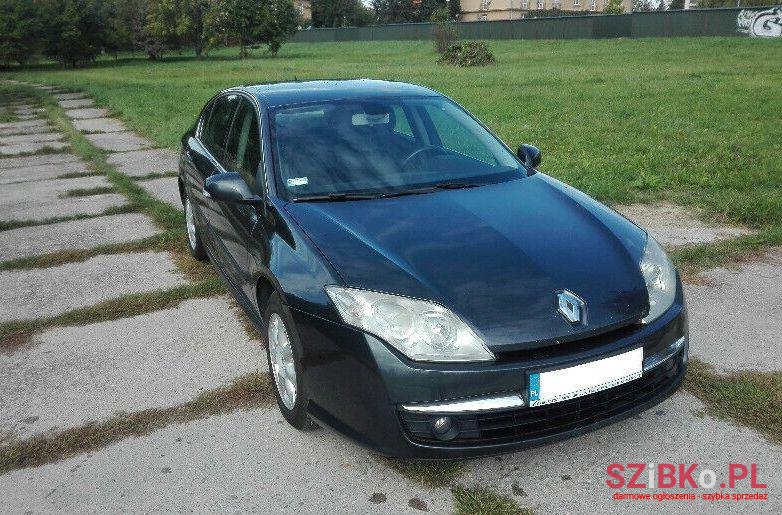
xmin=667 ymin=0 xmax=684 ymax=8
xmin=312 ymin=0 xmax=374 ymax=28
xmin=0 ymin=0 xmax=44 ymax=67
xmin=40 ymin=0 xmax=108 ymax=67
xmin=632 ymin=0 xmax=656 ymax=11
xmin=206 ymin=0 xmax=298 ymax=57
xmin=603 ymin=0 xmax=624 ymax=14
xmin=147 ymin=0 xmax=209 ymax=57
xmin=372 ymin=0 xmax=451 ymax=25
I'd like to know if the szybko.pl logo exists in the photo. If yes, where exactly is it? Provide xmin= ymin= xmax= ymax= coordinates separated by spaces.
xmin=606 ymin=463 xmax=768 ymax=503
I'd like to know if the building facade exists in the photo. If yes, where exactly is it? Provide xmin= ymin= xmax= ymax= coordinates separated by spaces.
xmin=460 ymin=0 xmax=633 ymax=22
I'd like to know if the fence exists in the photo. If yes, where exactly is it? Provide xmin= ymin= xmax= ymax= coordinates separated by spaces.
xmin=292 ymin=7 xmax=780 ymax=43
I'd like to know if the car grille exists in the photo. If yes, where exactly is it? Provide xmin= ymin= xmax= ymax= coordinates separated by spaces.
xmin=400 ymin=353 xmax=683 ymax=447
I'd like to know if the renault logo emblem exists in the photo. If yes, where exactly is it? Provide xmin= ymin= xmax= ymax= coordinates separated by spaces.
xmin=557 ymin=290 xmax=585 ymax=324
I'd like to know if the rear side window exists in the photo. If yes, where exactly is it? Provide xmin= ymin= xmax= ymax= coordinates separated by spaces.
xmin=224 ymin=99 xmax=261 ymax=190
xmin=202 ymin=94 xmax=239 ymax=163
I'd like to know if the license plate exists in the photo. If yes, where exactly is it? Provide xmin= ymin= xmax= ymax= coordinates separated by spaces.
xmin=528 ymin=347 xmax=643 ymax=407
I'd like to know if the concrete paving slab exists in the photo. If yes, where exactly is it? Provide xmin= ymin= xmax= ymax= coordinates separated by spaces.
xmin=0 ymin=160 xmax=91 ymax=185
xmin=0 ymin=123 xmax=55 ymax=137
xmin=464 ymin=392 xmax=782 ymax=514
xmin=72 ymin=117 xmax=126 ymax=133
xmin=0 ymin=212 xmax=160 ymax=261
xmin=58 ymin=98 xmax=93 ymax=109
xmin=1 ymin=131 xmax=64 ymax=145
xmin=0 ymin=251 xmax=186 ymax=324
xmin=685 ymin=247 xmax=782 ymax=372
xmin=53 ymin=92 xmax=87 ymax=101
xmin=0 ymin=176 xmax=124 ymax=221
xmin=616 ymin=203 xmax=755 ymax=247
xmin=64 ymin=108 xmax=109 ymax=120
xmin=84 ymin=131 xmax=153 ymax=152
xmin=140 ymin=176 xmax=181 ymax=209
xmin=0 ymin=297 xmax=262 ymax=439
xmin=0 ymin=408 xmax=454 ymax=514
xmin=12 ymin=106 xmax=44 ymax=116
xmin=0 ymin=140 xmax=69 ymax=156
xmin=0 ymin=152 xmax=80 ymax=169
xmin=107 ymin=148 xmax=179 ymax=177
xmin=0 ymin=119 xmax=48 ymax=132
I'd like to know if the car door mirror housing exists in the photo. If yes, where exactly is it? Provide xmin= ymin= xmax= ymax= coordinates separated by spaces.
xmin=204 ymin=172 xmax=262 ymax=204
xmin=517 ymin=144 xmax=541 ymax=170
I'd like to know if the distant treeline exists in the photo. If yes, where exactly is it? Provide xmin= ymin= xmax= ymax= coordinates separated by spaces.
xmin=0 ymin=0 xmax=300 ymax=68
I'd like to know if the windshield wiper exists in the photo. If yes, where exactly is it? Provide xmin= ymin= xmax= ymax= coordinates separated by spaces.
xmin=432 ymin=182 xmax=483 ymax=190
xmin=292 ymin=192 xmax=380 ymax=202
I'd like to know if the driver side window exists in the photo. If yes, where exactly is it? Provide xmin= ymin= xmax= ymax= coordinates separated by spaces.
xmin=225 ymin=98 xmax=261 ymax=191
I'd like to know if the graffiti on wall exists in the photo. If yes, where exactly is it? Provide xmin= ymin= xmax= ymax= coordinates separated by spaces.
xmin=737 ymin=7 xmax=782 ymax=38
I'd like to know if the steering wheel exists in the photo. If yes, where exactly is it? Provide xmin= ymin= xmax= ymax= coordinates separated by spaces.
xmin=401 ymin=146 xmax=446 ymax=168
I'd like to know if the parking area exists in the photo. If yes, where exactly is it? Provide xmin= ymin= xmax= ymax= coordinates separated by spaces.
xmin=0 ymin=83 xmax=779 ymax=514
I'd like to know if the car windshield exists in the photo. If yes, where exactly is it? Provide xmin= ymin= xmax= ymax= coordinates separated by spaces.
xmin=271 ymin=96 xmax=524 ymax=199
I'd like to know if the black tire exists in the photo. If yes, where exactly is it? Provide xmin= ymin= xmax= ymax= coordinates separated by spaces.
xmin=183 ymin=191 xmax=208 ymax=261
xmin=264 ymin=293 xmax=312 ymax=429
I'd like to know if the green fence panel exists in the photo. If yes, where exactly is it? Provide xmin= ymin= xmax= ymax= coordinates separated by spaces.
xmin=291 ymin=7 xmax=777 ymax=43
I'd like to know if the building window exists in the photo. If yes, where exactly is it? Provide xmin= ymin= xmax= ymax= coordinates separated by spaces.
xmin=552 ymin=0 xmax=561 ymax=7
xmin=573 ymin=0 xmax=580 ymax=6
xmin=590 ymin=0 xmax=596 ymax=9
xmin=480 ymin=0 xmax=491 ymax=10
xmin=537 ymin=0 xmax=544 ymax=7
xmin=522 ymin=0 xmax=529 ymax=8
xmin=478 ymin=13 xmax=488 ymax=20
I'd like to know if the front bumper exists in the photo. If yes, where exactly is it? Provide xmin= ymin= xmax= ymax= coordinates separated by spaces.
xmin=291 ymin=296 xmax=688 ymax=458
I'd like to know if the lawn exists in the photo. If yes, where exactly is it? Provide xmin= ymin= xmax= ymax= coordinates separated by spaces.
xmin=5 ymin=38 xmax=782 ymax=234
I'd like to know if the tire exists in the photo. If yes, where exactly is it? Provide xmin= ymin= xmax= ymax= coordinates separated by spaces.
xmin=184 ymin=192 xmax=208 ymax=261
xmin=264 ymin=293 xmax=312 ymax=429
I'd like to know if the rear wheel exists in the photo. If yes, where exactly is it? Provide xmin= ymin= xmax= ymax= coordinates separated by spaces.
xmin=265 ymin=293 xmax=312 ymax=429
xmin=184 ymin=193 xmax=207 ymax=261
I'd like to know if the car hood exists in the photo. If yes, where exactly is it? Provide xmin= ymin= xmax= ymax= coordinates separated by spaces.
xmin=285 ymin=174 xmax=650 ymax=353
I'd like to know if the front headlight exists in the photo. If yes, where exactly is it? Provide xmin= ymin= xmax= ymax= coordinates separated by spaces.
xmin=325 ymin=286 xmax=495 ymax=363
xmin=639 ymin=235 xmax=677 ymax=323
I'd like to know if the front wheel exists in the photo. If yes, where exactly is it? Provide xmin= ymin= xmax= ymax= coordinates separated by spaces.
xmin=265 ymin=293 xmax=312 ymax=429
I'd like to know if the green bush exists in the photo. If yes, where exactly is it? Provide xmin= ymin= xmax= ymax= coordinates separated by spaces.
xmin=438 ymin=41 xmax=495 ymax=67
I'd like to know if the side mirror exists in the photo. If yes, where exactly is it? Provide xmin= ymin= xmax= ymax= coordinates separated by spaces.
xmin=517 ymin=144 xmax=541 ymax=170
xmin=204 ymin=172 xmax=261 ymax=204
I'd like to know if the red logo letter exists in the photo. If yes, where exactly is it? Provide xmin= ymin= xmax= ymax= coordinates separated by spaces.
xmin=628 ymin=463 xmax=647 ymax=488
xmin=729 ymin=463 xmax=748 ymax=488
xmin=658 ymin=463 xmax=677 ymax=488
xmin=679 ymin=464 xmax=698 ymax=488
xmin=751 ymin=464 xmax=767 ymax=489
xmin=606 ymin=463 xmax=625 ymax=489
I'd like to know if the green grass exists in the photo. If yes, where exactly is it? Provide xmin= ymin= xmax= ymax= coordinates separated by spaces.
xmin=0 ymin=204 xmax=134 ymax=232
xmin=6 ymin=38 xmax=782 ymax=235
xmin=61 ymin=185 xmax=116 ymax=197
xmin=452 ymin=486 xmax=533 ymax=515
xmin=0 ymin=372 xmax=273 ymax=474
xmin=383 ymin=458 xmax=467 ymax=488
xmin=685 ymin=359 xmax=782 ymax=445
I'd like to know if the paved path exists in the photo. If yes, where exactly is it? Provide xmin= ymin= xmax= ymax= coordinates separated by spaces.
xmin=0 ymin=83 xmax=779 ymax=514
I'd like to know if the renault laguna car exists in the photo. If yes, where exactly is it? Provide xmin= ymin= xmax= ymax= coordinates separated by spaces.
xmin=178 ymin=79 xmax=688 ymax=458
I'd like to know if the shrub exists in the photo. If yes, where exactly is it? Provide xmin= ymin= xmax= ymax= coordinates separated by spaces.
xmin=438 ymin=41 xmax=495 ymax=67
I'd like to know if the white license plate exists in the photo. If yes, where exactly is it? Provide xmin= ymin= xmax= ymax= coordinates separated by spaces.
xmin=528 ymin=347 xmax=643 ymax=407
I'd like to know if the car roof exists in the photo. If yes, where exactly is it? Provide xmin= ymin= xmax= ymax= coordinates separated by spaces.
xmin=243 ymin=79 xmax=441 ymax=108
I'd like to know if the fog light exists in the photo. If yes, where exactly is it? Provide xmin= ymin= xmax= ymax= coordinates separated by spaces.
xmin=433 ymin=416 xmax=452 ymax=434
xmin=430 ymin=416 xmax=458 ymax=441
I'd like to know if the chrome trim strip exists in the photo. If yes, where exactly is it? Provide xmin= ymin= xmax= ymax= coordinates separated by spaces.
xmin=401 ymin=393 xmax=525 ymax=414
xmin=642 ymin=336 xmax=686 ymax=373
